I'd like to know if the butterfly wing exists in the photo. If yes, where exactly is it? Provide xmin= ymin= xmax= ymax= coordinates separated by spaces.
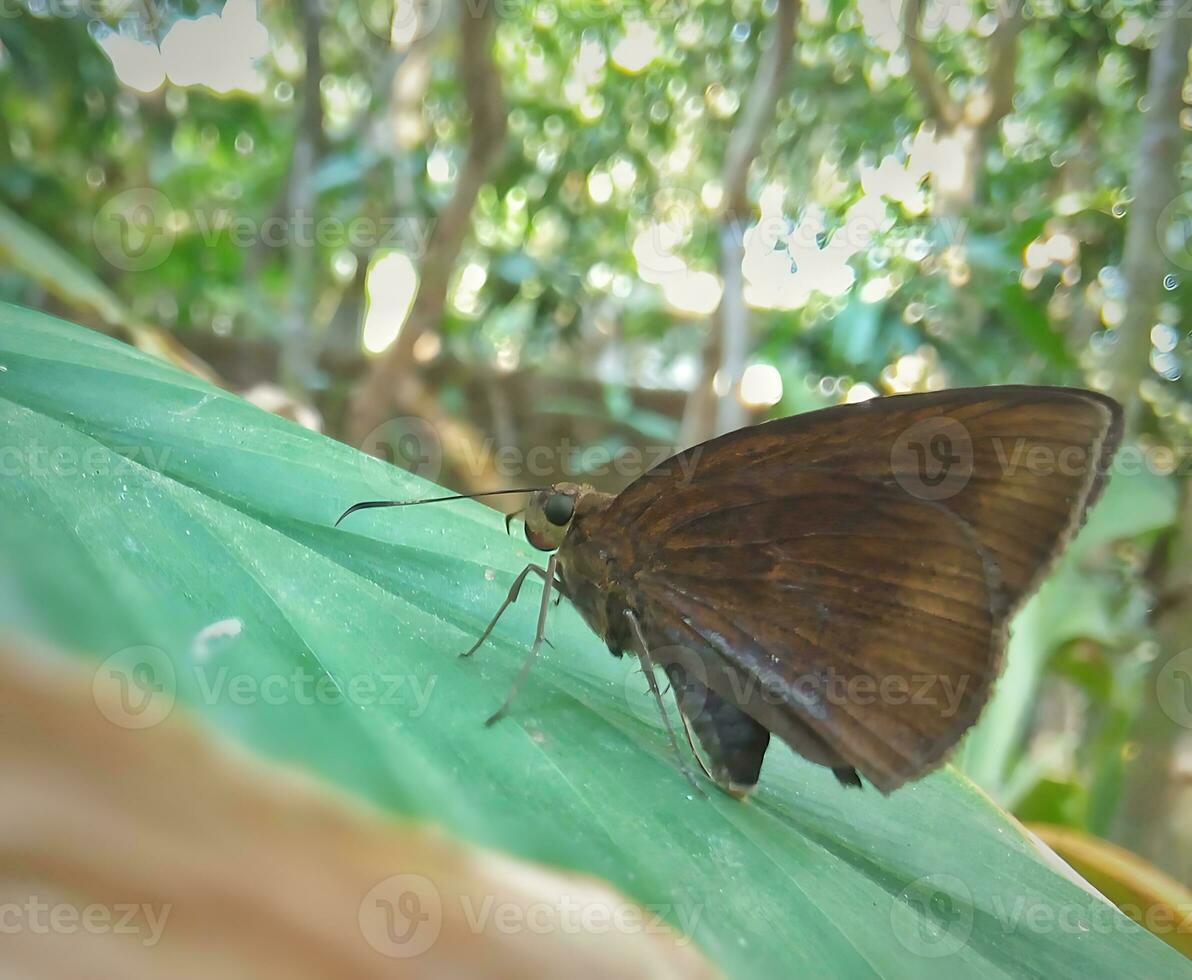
xmin=593 ymin=386 xmax=1122 ymax=792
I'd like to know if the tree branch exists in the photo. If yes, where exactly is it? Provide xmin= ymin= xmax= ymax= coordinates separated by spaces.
xmin=903 ymin=0 xmax=961 ymax=129
xmin=1108 ymin=6 xmax=1192 ymax=875
xmin=682 ymin=0 xmax=799 ymax=444
xmin=281 ymin=0 xmax=324 ymax=391
xmin=975 ymin=0 xmax=1025 ymax=134
xmin=720 ymin=0 xmax=799 ymax=221
xmin=346 ymin=3 xmax=508 ymax=457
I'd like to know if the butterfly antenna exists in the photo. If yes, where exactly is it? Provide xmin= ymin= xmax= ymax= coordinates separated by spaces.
xmin=334 ymin=488 xmax=545 ymax=527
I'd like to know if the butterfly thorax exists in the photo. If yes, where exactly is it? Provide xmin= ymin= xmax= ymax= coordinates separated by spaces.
xmin=553 ymin=488 xmax=636 ymax=656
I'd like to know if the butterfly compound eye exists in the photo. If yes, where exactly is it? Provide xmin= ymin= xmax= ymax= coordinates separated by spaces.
xmin=544 ymin=492 xmax=575 ymax=526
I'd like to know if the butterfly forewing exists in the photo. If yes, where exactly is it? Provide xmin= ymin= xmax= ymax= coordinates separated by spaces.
xmin=586 ymin=386 xmax=1122 ymax=791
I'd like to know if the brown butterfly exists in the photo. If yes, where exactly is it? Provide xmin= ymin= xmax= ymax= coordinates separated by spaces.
xmin=339 ymin=386 xmax=1122 ymax=797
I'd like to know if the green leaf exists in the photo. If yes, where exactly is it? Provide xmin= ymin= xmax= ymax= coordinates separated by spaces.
xmin=0 ymin=203 xmax=129 ymax=326
xmin=0 ymin=302 xmax=1186 ymax=978
xmin=999 ymin=283 xmax=1075 ymax=370
xmin=830 ymin=297 xmax=882 ymax=368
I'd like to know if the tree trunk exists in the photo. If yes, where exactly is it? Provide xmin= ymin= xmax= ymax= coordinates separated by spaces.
xmin=1109 ymin=10 xmax=1192 ymax=880
xmin=281 ymin=0 xmax=324 ymax=393
xmin=1104 ymin=12 xmax=1192 ymax=430
xmin=679 ymin=0 xmax=798 ymax=447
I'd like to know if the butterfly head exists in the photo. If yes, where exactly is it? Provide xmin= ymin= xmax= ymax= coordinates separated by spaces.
xmin=523 ymin=482 xmax=586 ymax=552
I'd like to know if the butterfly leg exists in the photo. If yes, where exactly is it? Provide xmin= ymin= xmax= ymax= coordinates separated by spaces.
xmin=460 ymin=560 xmax=563 ymax=658
xmin=624 ymin=609 xmax=706 ymax=798
xmin=483 ymin=552 xmax=559 ymax=727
